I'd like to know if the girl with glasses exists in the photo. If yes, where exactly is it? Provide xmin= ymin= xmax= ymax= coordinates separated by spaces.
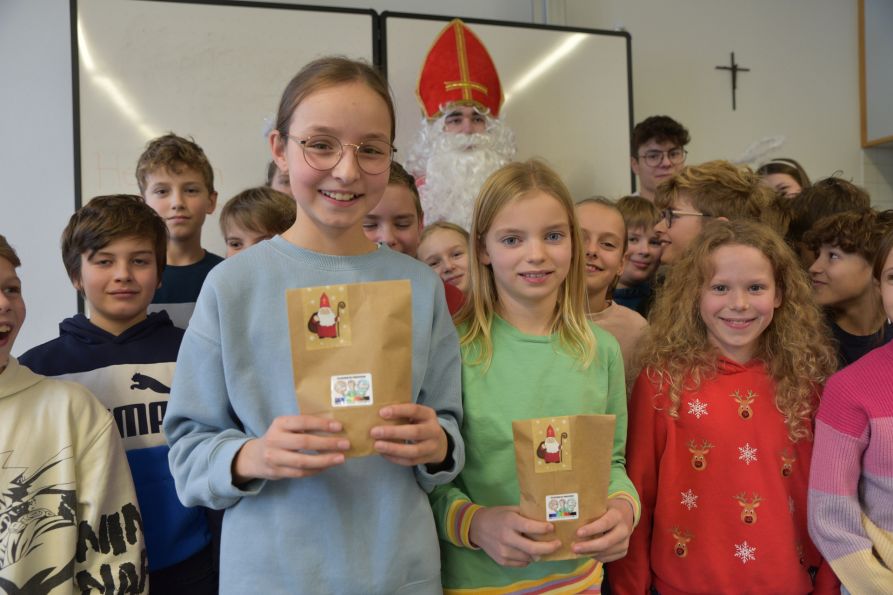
xmin=164 ymin=57 xmax=464 ymax=595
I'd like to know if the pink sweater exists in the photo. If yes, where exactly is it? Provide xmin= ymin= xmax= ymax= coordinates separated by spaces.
xmin=808 ymin=341 xmax=893 ymax=592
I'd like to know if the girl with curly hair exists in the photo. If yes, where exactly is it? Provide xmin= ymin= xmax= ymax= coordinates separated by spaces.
xmin=609 ymin=220 xmax=839 ymax=594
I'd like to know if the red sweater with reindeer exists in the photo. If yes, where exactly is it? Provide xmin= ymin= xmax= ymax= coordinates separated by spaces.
xmin=608 ymin=358 xmax=837 ymax=595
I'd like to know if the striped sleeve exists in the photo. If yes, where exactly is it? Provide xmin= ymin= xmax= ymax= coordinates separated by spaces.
xmin=429 ymin=483 xmax=483 ymax=549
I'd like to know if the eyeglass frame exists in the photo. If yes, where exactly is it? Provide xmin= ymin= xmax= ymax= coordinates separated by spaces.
xmin=660 ymin=208 xmax=708 ymax=229
xmin=637 ymin=147 xmax=688 ymax=168
xmin=284 ymin=134 xmax=397 ymax=175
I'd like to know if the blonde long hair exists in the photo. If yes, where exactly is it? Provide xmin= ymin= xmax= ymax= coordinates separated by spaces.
xmin=455 ymin=159 xmax=595 ymax=370
xmin=642 ymin=220 xmax=837 ymax=441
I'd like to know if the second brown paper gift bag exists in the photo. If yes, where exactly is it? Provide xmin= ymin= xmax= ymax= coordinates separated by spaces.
xmin=286 ymin=280 xmax=412 ymax=458
xmin=512 ymin=414 xmax=616 ymax=561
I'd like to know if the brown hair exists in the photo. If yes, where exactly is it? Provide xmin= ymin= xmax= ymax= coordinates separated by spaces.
xmin=274 ymin=57 xmax=395 ymax=145
xmin=61 ymin=195 xmax=168 ymax=284
xmin=388 ymin=161 xmax=422 ymax=220
xmin=787 ymin=177 xmax=872 ymax=244
xmin=0 ymin=235 xmax=21 ymax=268
xmin=756 ymin=158 xmax=811 ymax=189
xmin=616 ymin=194 xmax=660 ymax=233
xmin=655 ymin=160 xmax=777 ymax=231
xmin=456 ymin=159 xmax=595 ymax=370
xmin=266 ymin=160 xmax=281 ymax=186
xmin=873 ymin=223 xmax=893 ymax=281
xmin=805 ymin=208 xmax=891 ymax=262
xmin=219 ymin=186 xmax=296 ymax=237
xmin=642 ymin=219 xmax=836 ymax=441
xmin=135 ymin=133 xmax=215 ymax=194
xmin=631 ymin=115 xmax=690 ymax=157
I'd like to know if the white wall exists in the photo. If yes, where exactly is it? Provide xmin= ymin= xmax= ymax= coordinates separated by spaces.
xmin=558 ymin=0 xmax=893 ymax=207
xmin=2 ymin=0 xmax=76 ymax=356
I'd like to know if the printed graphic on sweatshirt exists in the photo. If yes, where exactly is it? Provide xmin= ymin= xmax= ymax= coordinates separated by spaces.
xmin=302 ymin=286 xmax=351 ymax=349
xmin=533 ymin=417 xmax=572 ymax=473
xmin=0 ymin=448 xmax=146 ymax=593
xmin=57 ymin=362 xmax=175 ymax=451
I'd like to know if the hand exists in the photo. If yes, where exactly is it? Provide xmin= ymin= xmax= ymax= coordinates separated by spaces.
xmin=572 ymin=498 xmax=635 ymax=562
xmin=370 ymin=403 xmax=448 ymax=466
xmin=232 ymin=415 xmax=349 ymax=483
xmin=468 ymin=506 xmax=561 ymax=567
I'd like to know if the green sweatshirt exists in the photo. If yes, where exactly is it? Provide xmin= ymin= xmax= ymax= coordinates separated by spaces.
xmin=430 ymin=316 xmax=639 ymax=594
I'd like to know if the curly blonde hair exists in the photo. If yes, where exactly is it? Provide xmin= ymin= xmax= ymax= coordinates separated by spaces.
xmin=455 ymin=159 xmax=595 ymax=370
xmin=641 ymin=220 xmax=837 ymax=441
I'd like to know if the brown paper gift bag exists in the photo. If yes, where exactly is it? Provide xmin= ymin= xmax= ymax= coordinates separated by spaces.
xmin=512 ymin=414 xmax=616 ymax=561
xmin=286 ymin=280 xmax=413 ymax=458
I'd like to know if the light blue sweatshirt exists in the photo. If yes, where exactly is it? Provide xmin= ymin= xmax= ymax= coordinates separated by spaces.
xmin=164 ymin=237 xmax=464 ymax=595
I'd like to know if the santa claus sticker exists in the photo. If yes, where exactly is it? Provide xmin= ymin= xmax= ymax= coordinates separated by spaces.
xmin=533 ymin=416 xmax=572 ymax=473
xmin=301 ymin=286 xmax=351 ymax=350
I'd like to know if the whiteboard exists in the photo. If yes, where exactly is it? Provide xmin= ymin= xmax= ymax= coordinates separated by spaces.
xmin=75 ymin=0 xmax=376 ymax=256
xmin=382 ymin=13 xmax=634 ymax=201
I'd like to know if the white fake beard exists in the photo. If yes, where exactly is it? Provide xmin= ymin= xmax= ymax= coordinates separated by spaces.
xmin=317 ymin=309 xmax=336 ymax=326
xmin=406 ymin=116 xmax=516 ymax=230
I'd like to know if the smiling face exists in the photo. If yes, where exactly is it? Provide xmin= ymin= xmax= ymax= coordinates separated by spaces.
xmin=74 ymin=236 xmax=159 ymax=336
xmin=143 ymin=165 xmax=217 ymax=246
xmin=271 ymin=81 xmax=391 ymax=254
xmin=620 ymin=225 xmax=662 ymax=287
xmin=418 ymin=228 xmax=470 ymax=293
xmin=0 ymin=258 xmax=25 ymax=369
xmin=362 ymin=183 xmax=423 ymax=257
xmin=575 ymin=202 xmax=626 ymax=309
xmin=809 ymin=244 xmax=875 ymax=310
xmin=481 ymin=190 xmax=573 ymax=317
xmin=699 ymin=244 xmax=781 ymax=363
xmin=655 ymin=193 xmax=705 ymax=265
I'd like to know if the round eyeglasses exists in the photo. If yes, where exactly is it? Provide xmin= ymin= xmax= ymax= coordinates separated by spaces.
xmin=638 ymin=147 xmax=688 ymax=168
xmin=286 ymin=134 xmax=396 ymax=175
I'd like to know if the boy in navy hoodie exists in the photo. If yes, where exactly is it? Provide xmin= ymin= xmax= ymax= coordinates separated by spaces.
xmin=20 ymin=195 xmax=215 ymax=594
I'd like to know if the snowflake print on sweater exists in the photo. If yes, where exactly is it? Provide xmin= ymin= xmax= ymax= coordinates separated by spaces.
xmin=738 ymin=442 xmax=758 ymax=465
xmin=680 ymin=489 xmax=698 ymax=510
xmin=608 ymin=358 xmax=837 ymax=595
xmin=687 ymin=398 xmax=708 ymax=419
xmin=734 ymin=541 xmax=757 ymax=564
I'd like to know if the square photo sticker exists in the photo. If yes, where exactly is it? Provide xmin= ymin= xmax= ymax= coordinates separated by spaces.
xmin=545 ymin=492 xmax=580 ymax=522
xmin=331 ymin=373 xmax=373 ymax=407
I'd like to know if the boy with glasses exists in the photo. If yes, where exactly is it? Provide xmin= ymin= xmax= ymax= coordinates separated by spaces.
xmin=630 ymin=115 xmax=690 ymax=201
xmin=653 ymin=160 xmax=774 ymax=265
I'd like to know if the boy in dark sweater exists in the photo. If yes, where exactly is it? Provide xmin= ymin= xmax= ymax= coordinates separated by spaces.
xmin=20 ymin=195 xmax=215 ymax=593
xmin=137 ymin=133 xmax=222 ymax=329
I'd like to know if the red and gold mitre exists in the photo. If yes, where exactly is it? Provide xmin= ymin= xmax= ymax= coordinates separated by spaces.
xmin=416 ymin=19 xmax=504 ymax=119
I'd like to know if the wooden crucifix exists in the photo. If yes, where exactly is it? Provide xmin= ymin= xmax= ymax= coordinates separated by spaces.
xmin=715 ymin=52 xmax=750 ymax=110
